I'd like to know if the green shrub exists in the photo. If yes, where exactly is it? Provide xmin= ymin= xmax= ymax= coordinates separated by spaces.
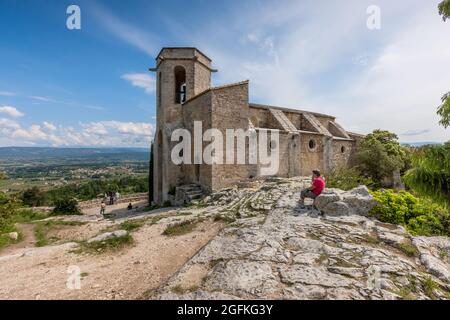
xmin=52 ymin=198 xmax=81 ymax=215
xmin=370 ymin=189 xmax=449 ymax=236
xmin=325 ymin=167 xmax=373 ymax=190
xmin=0 ymin=193 xmax=17 ymax=233
xmin=21 ymin=187 xmax=46 ymax=207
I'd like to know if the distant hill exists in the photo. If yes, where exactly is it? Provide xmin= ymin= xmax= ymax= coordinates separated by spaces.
xmin=400 ymin=142 xmax=443 ymax=147
xmin=0 ymin=147 xmax=149 ymax=161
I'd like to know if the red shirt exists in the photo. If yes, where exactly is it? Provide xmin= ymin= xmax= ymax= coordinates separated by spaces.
xmin=312 ymin=177 xmax=325 ymax=196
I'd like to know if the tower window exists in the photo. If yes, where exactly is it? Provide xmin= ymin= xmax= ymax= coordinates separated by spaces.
xmin=174 ymin=66 xmax=186 ymax=104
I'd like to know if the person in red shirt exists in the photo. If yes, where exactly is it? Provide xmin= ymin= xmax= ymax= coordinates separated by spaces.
xmin=299 ymin=169 xmax=326 ymax=207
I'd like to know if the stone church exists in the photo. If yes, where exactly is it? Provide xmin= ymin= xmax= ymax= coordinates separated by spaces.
xmin=151 ymin=47 xmax=362 ymax=205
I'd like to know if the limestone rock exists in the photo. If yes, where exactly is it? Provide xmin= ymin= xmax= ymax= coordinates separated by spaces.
xmin=152 ymin=177 xmax=450 ymax=300
xmin=315 ymin=185 xmax=376 ymax=216
xmin=87 ymin=230 xmax=128 ymax=243
xmin=8 ymin=232 xmax=19 ymax=241
xmin=419 ymin=253 xmax=450 ymax=282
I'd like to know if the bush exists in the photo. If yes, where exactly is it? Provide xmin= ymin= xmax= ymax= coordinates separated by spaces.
xmin=52 ymin=198 xmax=81 ymax=215
xmin=353 ymin=130 xmax=410 ymax=186
xmin=0 ymin=193 xmax=17 ymax=232
xmin=403 ymin=142 xmax=450 ymax=207
xmin=370 ymin=189 xmax=450 ymax=236
xmin=325 ymin=167 xmax=373 ymax=191
xmin=21 ymin=187 xmax=46 ymax=207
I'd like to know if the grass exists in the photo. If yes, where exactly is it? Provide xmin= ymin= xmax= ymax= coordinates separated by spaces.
xmin=171 ymin=284 xmax=199 ymax=295
xmin=184 ymin=201 xmax=208 ymax=209
xmin=422 ymin=277 xmax=439 ymax=300
xmin=397 ymin=288 xmax=416 ymax=300
xmin=398 ymin=242 xmax=419 ymax=257
xmin=118 ymin=219 xmax=146 ymax=232
xmin=34 ymin=220 xmax=86 ymax=247
xmin=11 ymin=209 xmax=49 ymax=223
xmin=73 ymin=234 xmax=134 ymax=254
xmin=209 ymin=258 xmax=224 ymax=269
xmin=316 ymin=253 xmax=329 ymax=265
xmin=162 ymin=220 xmax=199 ymax=237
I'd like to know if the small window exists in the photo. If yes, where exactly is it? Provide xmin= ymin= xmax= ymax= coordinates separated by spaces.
xmin=269 ymin=140 xmax=277 ymax=150
xmin=174 ymin=66 xmax=186 ymax=104
xmin=308 ymin=139 xmax=316 ymax=150
xmin=341 ymin=146 xmax=346 ymax=153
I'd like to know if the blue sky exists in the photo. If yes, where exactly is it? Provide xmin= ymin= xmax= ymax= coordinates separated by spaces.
xmin=0 ymin=0 xmax=449 ymax=147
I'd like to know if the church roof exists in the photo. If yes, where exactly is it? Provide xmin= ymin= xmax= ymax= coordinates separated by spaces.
xmin=156 ymin=47 xmax=212 ymax=62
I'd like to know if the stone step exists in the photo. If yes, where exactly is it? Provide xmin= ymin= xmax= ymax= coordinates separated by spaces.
xmin=187 ymin=193 xmax=203 ymax=200
xmin=186 ymin=190 xmax=203 ymax=196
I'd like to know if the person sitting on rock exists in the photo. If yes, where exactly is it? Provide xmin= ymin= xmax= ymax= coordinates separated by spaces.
xmin=127 ymin=202 xmax=133 ymax=210
xmin=299 ymin=169 xmax=325 ymax=208
xmin=100 ymin=201 xmax=106 ymax=216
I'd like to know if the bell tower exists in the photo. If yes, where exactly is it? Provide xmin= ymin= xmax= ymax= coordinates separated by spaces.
xmin=150 ymin=47 xmax=215 ymax=204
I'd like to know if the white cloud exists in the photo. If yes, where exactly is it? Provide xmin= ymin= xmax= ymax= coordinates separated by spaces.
xmin=29 ymin=95 xmax=105 ymax=111
xmin=89 ymin=2 xmax=157 ymax=56
xmin=42 ymin=121 xmax=57 ymax=131
xmin=122 ymin=73 xmax=155 ymax=94
xmin=0 ymin=91 xmax=16 ymax=96
xmin=0 ymin=119 xmax=154 ymax=147
xmin=29 ymin=96 xmax=56 ymax=103
xmin=189 ymin=0 xmax=449 ymax=142
xmin=0 ymin=106 xmax=24 ymax=118
xmin=0 ymin=118 xmax=20 ymax=129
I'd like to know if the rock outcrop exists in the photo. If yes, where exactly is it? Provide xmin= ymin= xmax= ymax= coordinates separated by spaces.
xmin=87 ymin=230 xmax=128 ymax=243
xmin=153 ymin=177 xmax=450 ymax=300
xmin=315 ymin=185 xmax=376 ymax=217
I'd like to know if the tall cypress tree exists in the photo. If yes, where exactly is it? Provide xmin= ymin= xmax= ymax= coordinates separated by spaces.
xmin=148 ymin=142 xmax=154 ymax=204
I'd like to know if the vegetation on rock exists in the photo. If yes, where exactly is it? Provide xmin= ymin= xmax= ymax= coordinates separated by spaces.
xmin=370 ymin=189 xmax=450 ymax=236
xmin=325 ymin=167 xmax=373 ymax=190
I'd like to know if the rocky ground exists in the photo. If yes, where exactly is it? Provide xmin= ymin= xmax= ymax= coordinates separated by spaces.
xmin=1 ymin=177 xmax=449 ymax=300
xmin=0 ymin=204 xmax=223 ymax=299
xmin=154 ymin=177 xmax=450 ymax=300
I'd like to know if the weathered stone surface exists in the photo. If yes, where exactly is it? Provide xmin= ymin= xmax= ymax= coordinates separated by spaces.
xmin=204 ymin=260 xmax=280 ymax=297
xmin=420 ymin=254 xmax=450 ymax=282
xmin=87 ymin=230 xmax=128 ymax=243
xmin=153 ymin=178 xmax=450 ymax=300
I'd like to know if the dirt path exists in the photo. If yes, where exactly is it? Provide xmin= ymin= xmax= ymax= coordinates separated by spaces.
xmin=0 ymin=209 xmax=223 ymax=300
xmin=1 ymin=224 xmax=36 ymax=255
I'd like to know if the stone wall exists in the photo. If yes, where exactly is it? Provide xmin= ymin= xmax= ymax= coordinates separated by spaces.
xmin=182 ymin=90 xmax=213 ymax=193
xmin=211 ymin=82 xmax=252 ymax=192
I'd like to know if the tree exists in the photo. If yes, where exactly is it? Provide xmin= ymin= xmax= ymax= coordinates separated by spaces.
xmin=52 ymin=198 xmax=81 ymax=215
xmin=354 ymin=129 xmax=408 ymax=185
xmin=0 ymin=171 xmax=7 ymax=180
xmin=21 ymin=187 xmax=46 ymax=207
xmin=403 ymin=142 xmax=450 ymax=206
xmin=437 ymin=92 xmax=450 ymax=128
xmin=0 ymin=193 xmax=18 ymax=233
xmin=439 ymin=0 xmax=450 ymax=21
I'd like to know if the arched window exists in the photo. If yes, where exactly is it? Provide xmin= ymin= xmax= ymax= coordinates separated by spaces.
xmin=174 ymin=66 xmax=186 ymax=104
